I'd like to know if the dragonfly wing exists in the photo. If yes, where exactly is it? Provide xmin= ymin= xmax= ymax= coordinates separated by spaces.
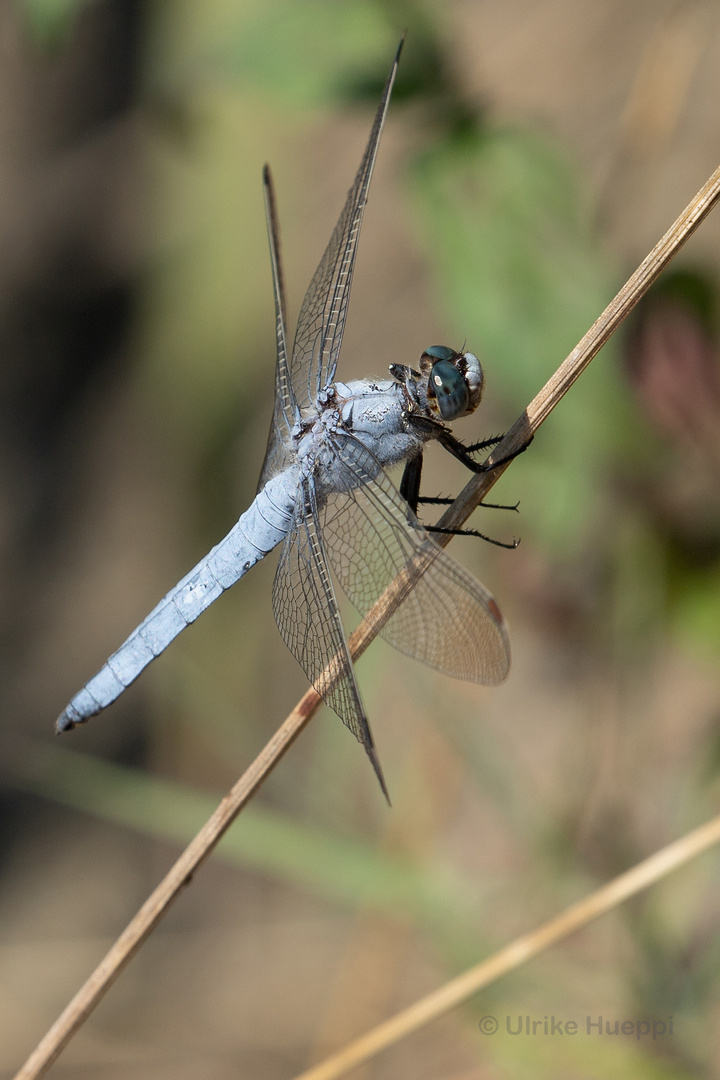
xmin=290 ymin=38 xmax=403 ymax=410
xmin=258 ymin=164 xmax=297 ymax=491
xmin=319 ymin=434 xmax=511 ymax=685
xmin=272 ymin=475 xmax=388 ymax=799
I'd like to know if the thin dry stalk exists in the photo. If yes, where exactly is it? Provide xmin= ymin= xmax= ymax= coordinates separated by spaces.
xmin=13 ymin=162 xmax=720 ymax=1080
xmin=293 ymin=812 xmax=720 ymax=1080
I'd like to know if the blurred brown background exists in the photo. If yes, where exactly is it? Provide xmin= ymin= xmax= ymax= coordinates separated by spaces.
xmin=2 ymin=1 xmax=720 ymax=1077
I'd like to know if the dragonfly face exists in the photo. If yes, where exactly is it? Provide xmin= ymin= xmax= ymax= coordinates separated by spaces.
xmin=420 ymin=347 xmax=484 ymax=421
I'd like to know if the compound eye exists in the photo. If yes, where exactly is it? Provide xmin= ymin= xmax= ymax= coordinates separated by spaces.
xmin=429 ymin=359 xmax=470 ymax=420
xmin=423 ymin=345 xmax=456 ymax=363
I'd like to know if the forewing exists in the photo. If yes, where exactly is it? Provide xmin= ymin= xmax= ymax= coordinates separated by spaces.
xmin=258 ymin=165 xmax=297 ymax=491
xmin=272 ymin=477 xmax=388 ymax=798
xmin=319 ymin=434 xmax=511 ymax=685
xmin=290 ymin=39 xmax=403 ymax=410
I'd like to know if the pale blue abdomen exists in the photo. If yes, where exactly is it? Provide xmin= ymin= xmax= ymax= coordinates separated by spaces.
xmin=56 ymin=469 xmax=298 ymax=731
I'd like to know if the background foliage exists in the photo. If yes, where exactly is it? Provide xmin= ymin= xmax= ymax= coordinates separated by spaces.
xmin=3 ymin=0 xmax=720 ymax=1077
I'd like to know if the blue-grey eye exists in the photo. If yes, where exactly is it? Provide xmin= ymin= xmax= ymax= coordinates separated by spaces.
xmin=430 ymin=359 xmax=469 ymax=420
xmin=423 ymin=345 xmax=456 ymax=363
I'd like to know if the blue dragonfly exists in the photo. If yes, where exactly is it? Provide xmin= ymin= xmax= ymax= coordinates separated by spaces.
xmin=56 ymin=40 xmax=512 ymax=799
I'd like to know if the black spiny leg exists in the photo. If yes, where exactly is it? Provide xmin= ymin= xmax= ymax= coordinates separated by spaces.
xmin=440 ymin=430 xmax=525 ymax=512
xmin=438 ymin=429 xmax=532 ymax=473
xmin=426 ymin=522 xmax=519 ymax=549
xmin=399 ymin=453 xmax=422 ymax=514
xmin=418 ymin=494 xmax=520 ymax=513
xmin=400 ymin=452 xmax=519 ymax=548
xmin=466 ymin=434 xmax=504 ymax=453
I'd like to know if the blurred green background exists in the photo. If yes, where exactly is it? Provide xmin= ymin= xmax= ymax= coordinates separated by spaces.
xmin=2 ymin=1 xmax=720 ymax=1077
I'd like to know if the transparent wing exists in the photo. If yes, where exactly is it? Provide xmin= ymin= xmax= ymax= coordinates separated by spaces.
xmin=272 ymin=476 xmax=389 ymax=799
xmin=258 ymin=164 xmax=297 ymax=491
xmin=318 ymin=434 xmax=511 ymax=685
xmin=290 ymin=38 xmax=403 ymax=410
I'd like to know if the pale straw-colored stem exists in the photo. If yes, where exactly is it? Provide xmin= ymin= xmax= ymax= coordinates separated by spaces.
xmin=293 ymin=813 xmax=720 ymax=1080
xmin=13 ymin=163 xmax=720 ymax=1080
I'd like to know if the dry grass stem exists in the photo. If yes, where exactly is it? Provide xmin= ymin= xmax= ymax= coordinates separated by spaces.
xmin=14 ymin=163 xmax=720 ymax=1080
xmin=12 ymin=690 xmax=322 ymax=1080
xmin=432 ymin=160 xmax=720 ymax=538
xmin=293 ymin=813 xmax=720 ymax=1080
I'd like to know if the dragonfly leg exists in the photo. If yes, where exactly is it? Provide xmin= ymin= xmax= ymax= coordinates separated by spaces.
xmin=426 ymin=523 xmax=519 ymax=549
xmin=437 ymin=429 xmax=533 ymax=472
xmin=417 ymin=494 xmax=520 ymax=513
xmin=465 ymin=433 xmax=504 ymax=453
xmin=400 ymin=452 xmax=519 ymax=547
xmin=399 ymin=454 xmax=423 ymax=514
xmin=416 ymin=494 xmax=453 ymax=505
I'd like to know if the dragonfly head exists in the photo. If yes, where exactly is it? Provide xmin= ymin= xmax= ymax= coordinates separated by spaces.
xmin=419 ymin=346 xmax=484 ymax=421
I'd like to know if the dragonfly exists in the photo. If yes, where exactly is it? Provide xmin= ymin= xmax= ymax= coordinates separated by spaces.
xmin=56 ymin=39 xmax=514 ymax=800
